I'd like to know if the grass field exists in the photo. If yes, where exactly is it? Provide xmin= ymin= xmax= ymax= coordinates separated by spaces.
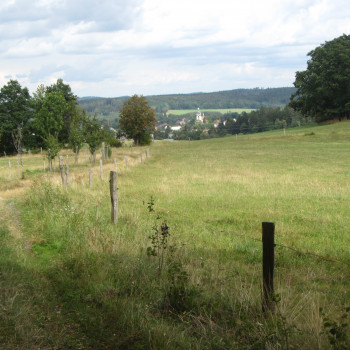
xmin=167 ymin=108 xmax=256 ymax=115
xmin=0 ymin=123 xmax=350 ymax=349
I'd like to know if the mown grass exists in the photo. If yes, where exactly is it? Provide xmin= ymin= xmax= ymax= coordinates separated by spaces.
xmin=0 ymin=123 xmax=350 ymax=349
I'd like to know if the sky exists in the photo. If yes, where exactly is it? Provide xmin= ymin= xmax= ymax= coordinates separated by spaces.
xmin=1 ymin=0 xmax=350 ymax=98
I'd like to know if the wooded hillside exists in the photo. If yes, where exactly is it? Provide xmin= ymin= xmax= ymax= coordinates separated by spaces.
xmin=78 ymin=87 xmax=296 ymax=124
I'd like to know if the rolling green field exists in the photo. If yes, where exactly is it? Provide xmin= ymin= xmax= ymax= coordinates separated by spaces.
xmin=0 ymin=123 xmax=350 ymax=349
xmin=167 ymin=108 xmax=256 ymax=115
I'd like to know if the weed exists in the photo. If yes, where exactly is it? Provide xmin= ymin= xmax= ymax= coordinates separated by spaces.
xmin=146 ymin=197 xmax=171 ymax=274
xmin=320 ymin=306 xmax=350 ymax=349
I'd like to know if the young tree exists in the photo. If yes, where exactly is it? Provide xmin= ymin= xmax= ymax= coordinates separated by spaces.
xmin=84 ymin=116 xmax=103 ymax=163
xmin=119 ymin=95 xmax=156 ymax=145
xmin=0 ymin=80 xmax=32 ymax=154
xmin=34 ymin=91 xmax=68 ymax=170
xmin=289 ymin=34 xmax=350 ymax=122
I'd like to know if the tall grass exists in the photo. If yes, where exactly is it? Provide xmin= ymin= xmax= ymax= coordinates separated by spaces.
xmin=0 ymin=123 xmax=349 ymax=349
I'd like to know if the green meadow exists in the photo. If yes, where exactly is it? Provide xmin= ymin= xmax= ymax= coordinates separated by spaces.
xmin=0 ymin=122 xmax=349 ymax=349
xmin=167 ymin=108 xmax=256 ymax=115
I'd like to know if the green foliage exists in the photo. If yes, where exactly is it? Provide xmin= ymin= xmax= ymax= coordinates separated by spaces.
xmin=146 ymin=197 xmax=170 ymax=274
xmin=79 ymin=88 xmax=296 ymax=122
xmin=84 ymin=116 xmax=103 ymax=159
xmin=119 ymin=95 xmax=156 ymax=146
xmin=290 ymin=34 xmax=350 ymax=122
xmin=320 ymin=307 xmax=350 ymax=349
xmin=0 ymin=80 xmax=32 ymax=154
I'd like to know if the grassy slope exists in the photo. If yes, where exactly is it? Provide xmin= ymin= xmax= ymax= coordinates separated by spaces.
xmin=0 ymin=123 xmax=349 ymax=349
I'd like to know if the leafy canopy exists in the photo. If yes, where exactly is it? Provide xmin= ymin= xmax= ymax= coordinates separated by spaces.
xmin=0 ymin=80 xmax=32 ymax=154
xmin=289 ymin=34 xmax=350 ymax=122
xmin=119 ymin=95 xmax=156 ymax=145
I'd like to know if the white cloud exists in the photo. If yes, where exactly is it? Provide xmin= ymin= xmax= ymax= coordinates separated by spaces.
xmin=0 ymin=0 xmax=349 ymax=97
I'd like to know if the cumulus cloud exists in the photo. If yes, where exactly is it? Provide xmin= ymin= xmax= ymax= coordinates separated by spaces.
xmin=0 ymin=0 xmax=349 ymax=96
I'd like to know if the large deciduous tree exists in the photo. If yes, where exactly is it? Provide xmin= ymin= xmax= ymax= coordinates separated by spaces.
xmin=289 ymin=34 xmax=350 ymax=122
xmin=0 ymin=80 xmax=32 ymax=155
xmin=119 ymin=95 xmax=156 ymax=145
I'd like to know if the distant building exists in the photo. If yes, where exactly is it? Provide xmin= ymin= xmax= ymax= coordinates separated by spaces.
xmin=196 ymin=108 xmax=205 ymax=122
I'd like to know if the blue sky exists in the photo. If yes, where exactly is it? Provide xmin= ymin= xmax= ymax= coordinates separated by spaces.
xmin=1 ymin=0 xmax=349 ymax=97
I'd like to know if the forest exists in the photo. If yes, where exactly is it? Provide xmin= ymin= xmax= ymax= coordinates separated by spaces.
xmin=78 ymin=87 xmax=296 ymax=127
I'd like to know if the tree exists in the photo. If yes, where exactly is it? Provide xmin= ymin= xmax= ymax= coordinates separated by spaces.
xmin=289 ymin=34 xmax=350 ymax=122
xmin=84 ymin=116 xmax=103 ymax=163
xmin=119 ymin=95 xmax=156 ymax=145
xmin=0 ymin=80 xmax=32 ymax=154
xmin=46 ymin=79 xmax=79 ymax=143
xmin=34 ymin=91 xmax=68 ymax=170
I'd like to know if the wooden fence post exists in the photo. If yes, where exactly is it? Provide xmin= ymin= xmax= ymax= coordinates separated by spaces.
xmin=140 ymin=152 xmax=143 ymax=163
xmin=125 ymin=156 xmax=129 ymax=168
xmin=59 ymin=156 xmax=66 ymax=186
xmin=89 ymin=168 xmax=92 ymax=188
xmin=262 ymin=222 xmax=275 ymax=314
xmin=100 ymin=159 xmax=103 ymax=180
xmin=65 ymin=155 xmax=70 ymax=186
xmin=43 ymin=159 xmax=46 ymax=172
xmin=8 ymin=161 xmax=11 ymax=179
xmin=109 ymin=171 xmax=118 ymax=224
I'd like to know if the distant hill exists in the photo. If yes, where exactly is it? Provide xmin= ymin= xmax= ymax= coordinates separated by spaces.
xmin=78 ymin=87 xmax=296 ymax=126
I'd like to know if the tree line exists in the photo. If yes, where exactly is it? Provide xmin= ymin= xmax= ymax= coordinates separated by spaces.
xmin=0 ymin=79 xmax=120 ymax=168
xmin=78 ymin=87 xmax=297 ymax=127
xmin=154 ymin=106 xmax=313 ymax=141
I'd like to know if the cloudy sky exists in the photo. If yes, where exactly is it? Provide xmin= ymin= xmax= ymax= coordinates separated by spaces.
xmin=1 ymin=0 xmax=349 ymax=98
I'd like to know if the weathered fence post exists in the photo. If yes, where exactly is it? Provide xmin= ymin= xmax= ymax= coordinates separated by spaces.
xmin=262 ymin=222 xmax=275 ymax=314
xmin=114 ymin=158 xmax=117 ymax=172
xmin=89 ymin=168 xmax=92 ymax=188
xmin=146 ymin=149 xmax=149 ymax=159
xmin=100 ymin=159 xmax=103 ymax=180
xmin=59 ymin=156 xmax=66 ymax=186
xmin=75 ymin=146 xmax=78 ymax=165
xmin=125 ymin=156 xmax=129 ymax=168
xmin=109 ymin=171 xmax=118 ymax=224
xmin=8 ymin=161 xmax=11 ymax=179
xmin=65 ymin=155 xmax=70 ymax=186
xmin=140 ymin=152 xmax=143 ymax=163
xmin=43 ymin=159 xmax=46 ymax=172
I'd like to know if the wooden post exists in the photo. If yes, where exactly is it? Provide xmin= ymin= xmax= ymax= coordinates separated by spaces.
xmin=89 ymin=168 xmax=92 ymax=188
xmin=146 ymin=149 xmax=149 ymax=159
xmin=8 ymin=161 xmax=11 ymax=179
xmin=43 ymin=159 xmax=46 ymax=172
xmin=100 ymin=159 xmax=103 ymax=180
xmin=125 ymin=156 xmax=129 ymax=168
xmin=140 ymin=152 xmax=143 ymax=163
xmin=59 ymin=156 xmax=66 ymax=186
xmin=75 ymin=146 xmax=78 ymax=165
xmin=40 ymin=147 xmax=43 ymax=155
xmin=65 ymin=155 xmax=70 ymax=186
xmin=114 ymin=158 xmax=117 ymax=172
xmin=262 ymin=222 xmax=275 ymax=314
xmin=109 ymin=171 xmax=118 ymax=224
